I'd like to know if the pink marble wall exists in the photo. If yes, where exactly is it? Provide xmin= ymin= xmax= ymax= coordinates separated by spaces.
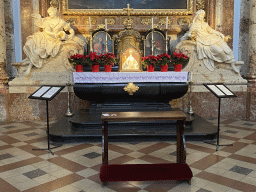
xmin=9 ymin=92 xmax=90 ymax=122
xmin=190 ymin=92 xmax=247 ymax=119
xmin=5 ymin=91 xmax=247 ymax=122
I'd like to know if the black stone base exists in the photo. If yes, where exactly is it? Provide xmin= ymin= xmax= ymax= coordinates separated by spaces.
xmin=49 ymin=109 xmax=217 ymax=143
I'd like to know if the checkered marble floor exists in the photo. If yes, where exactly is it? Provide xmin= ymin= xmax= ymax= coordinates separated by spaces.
xmin=0 ymin=119 xmax=256 ymax=192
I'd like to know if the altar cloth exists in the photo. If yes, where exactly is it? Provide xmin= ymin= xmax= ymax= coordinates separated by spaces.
xmin=73 ymin=72 xmax=189 ymax=83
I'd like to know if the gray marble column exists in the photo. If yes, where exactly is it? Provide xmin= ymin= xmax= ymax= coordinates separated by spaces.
xmin=0 ymin=0 xmax=9 ymax=84
xmin=246 ymin=0 xmax=256 ymax=120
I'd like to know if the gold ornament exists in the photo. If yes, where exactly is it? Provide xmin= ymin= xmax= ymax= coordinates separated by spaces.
xmin=124 ymin=83 xmax=139 ymax=95
xmin=196 ymin=0 xmax=205 ymax=11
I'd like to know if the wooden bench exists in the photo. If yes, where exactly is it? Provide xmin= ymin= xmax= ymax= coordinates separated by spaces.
xmin=100 ymin=111 xmax=193 ymax=184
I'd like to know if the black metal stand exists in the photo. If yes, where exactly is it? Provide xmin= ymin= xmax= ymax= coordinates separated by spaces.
xmin=33 ymin=100 xmax=62 ymax=155
xmin=204 ymin=97 xmax=233 ymax=151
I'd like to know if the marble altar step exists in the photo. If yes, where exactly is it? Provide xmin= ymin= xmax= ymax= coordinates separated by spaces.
xmin=49 ymin=109 xmax=217 ymax=142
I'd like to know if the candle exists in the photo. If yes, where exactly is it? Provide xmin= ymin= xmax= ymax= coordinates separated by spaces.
xmin=166 ymin=16 xmax=168 ymax=29
xmin=190 ymin=72 xmax=193 ymax=82
xmin=105 ymin=19 xmax=107 ymax=30
xmin=151 ymin=18 xmax=153 ymax=29
xmin=89 ymin=16 xmax=91 ymax=29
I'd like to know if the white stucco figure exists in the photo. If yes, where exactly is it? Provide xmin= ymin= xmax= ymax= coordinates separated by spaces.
xmin=17 ymin=7 xmax=85 ymax=77
xmin=180 ymin=9 xmax=239 ymax=73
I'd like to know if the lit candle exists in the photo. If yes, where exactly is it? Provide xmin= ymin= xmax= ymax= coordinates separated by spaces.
xmin=151 ymin=18 xmax=153 ymax=29
xmin=105 ymin=19 xmax=107 ymax=30
xmin=89 ymin=16 xmax=92 ymax=29
xmin=166 ymin=16 xmax=168 ymax=29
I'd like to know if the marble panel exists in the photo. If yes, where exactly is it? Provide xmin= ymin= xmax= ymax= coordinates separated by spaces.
xmin=8 ymin=92 xmax=90 ymax=122
xmin=189 ymin=91 xmax=247 ymax=119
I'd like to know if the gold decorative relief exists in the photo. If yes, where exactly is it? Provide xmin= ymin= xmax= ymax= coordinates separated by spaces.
xmin=50 ymin=0 xmax=59 ymax=9
xmin=85 ymin=17 xmax=97 ymax=25
xmin=96 ymin=24 xmax=106 ymax=30
xmin=123 ymin=18 xmax=134 ymax=29
xmin=65 ymin=18 xmax=77 ymax=25
xmin=107 ymin=18 xmax=116 ymax=25
xmin=118 ymin=29 xmax=141 ymax=39
xmin=62 ymin=0 xmax=194 ymax=16
xmin=196 ymin=0 xmax=205 ymax=11
xmin=124 ymin=83 xmax=139 ymax=95
xmin=141 ymin=18 xmax=151 ymax=25
xmin=177 ymin=18 xmax=190 ymax=25
xmin=153 ymin=24 xmax=160 ymax=29
xmin=159 ymin=18 xmax=172 ymax=26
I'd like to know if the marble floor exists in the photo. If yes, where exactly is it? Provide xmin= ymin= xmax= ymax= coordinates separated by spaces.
xmin=0 ymin=118 xmax=256 ymax=192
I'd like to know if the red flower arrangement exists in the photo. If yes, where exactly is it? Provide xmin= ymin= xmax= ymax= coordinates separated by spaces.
xmin=142 ymin=55 xmax=158 ymax=69
xmin=171 ymin=52 xmax=189 ymax=65
xmin=85 ymin=52 xmax=103 ymax=66
xmin=156 ymin=53 xmax=171 ymax=66
xmin=68 ymin=53 xmax=86 ymax=67
xmin=102 ymin=53 xmax=116 ymax=66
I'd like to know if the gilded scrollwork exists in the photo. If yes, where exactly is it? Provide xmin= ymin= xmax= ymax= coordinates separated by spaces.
xmin=153 ymin=24 xmax=160 ymax=29
xmin=141 ymin=18 xmax=151 ymax=25
xmin=50 ymin=0 xmax=59 ymax=9
xmin=96 ymin=24 xmax=106 ymax=30
xmin=85 ymin=17 xmax=97 ymax=25
xmin=123 ymin=18 xmax=134 ymax=30
xmin=62 ymin=0 xmax=194 ymax=16
xmin=159 ymin=18 xmax=172 ymax=26
xmin=65 ymin=18 xmax=77 ymax=25
xmin=177 ymin=18 xmax=190 ymax=25
xmin=107 ymin=18 xmax=116 ymax=25
xmin=196 ymin=0 xmax=205 ymax=11
xmin=118 ymin=29 xmax=141 ymax=39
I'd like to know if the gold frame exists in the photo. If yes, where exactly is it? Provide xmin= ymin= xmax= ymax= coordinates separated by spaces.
xmin=62 ymin=0 xmax=193 ymax=16
xmin=117 ymin=29 xmax=143 ymax=72
xmin=120 ymin=48 xmax=142 ymax=72
xmin=92 ymin=31 xmax=114 ymax=54
xmin=144 ymin=30 xmax=166 ymax=56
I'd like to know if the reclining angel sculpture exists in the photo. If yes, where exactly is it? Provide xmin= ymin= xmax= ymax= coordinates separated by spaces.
xmin=16 ymin=7 xmax=85 ymax=77
xmin=180 ymin=9 xmax=239 ymax=73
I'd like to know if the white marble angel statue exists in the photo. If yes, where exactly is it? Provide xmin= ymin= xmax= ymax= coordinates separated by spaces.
xmin=17 ymin=7 xmax=85 ymax=77
xmin=180 ymin=9 xmax=239 ymax=73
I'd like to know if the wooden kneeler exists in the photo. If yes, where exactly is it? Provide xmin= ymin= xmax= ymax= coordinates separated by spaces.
xmin=100 ymin=111 xmax=193 ymax=185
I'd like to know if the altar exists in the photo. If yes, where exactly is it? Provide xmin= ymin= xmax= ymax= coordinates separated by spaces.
xmin=49 ymin=71 xmax=217 ymax=142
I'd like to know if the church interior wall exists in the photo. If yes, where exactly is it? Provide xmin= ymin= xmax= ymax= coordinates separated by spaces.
xmin=1 ymin=0 xmax=252 ymax=123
